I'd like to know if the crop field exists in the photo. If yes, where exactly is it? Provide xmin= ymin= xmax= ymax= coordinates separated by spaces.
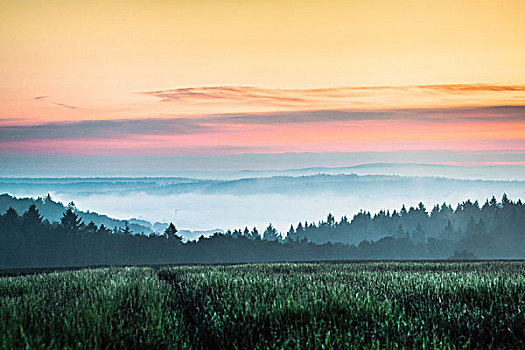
xmin=1 ymin=262 xmax=524 ymax=349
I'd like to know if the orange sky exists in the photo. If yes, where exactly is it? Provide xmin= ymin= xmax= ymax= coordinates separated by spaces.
xmin=0 ymin=0 xmax=524 ymax=167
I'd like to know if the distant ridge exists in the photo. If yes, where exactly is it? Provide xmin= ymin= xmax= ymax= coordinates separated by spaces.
xmin=230 ymin=163 xmax=525 ymax=181
xmin=1 ymin=162 xmax=524 ymax=181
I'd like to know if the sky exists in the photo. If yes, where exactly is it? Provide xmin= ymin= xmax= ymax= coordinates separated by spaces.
xmin=1 ymin=0 xmax=525 ymax=175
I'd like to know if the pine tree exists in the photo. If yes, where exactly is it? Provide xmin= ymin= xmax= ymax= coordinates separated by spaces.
xmin=326 ymin=213 xmax=335 ymax=226
xmin=164 ymin=223 xmax=182 ymax=243
xmin=286 ymin=224 xmax=296 ymax=241
xmin=122 ymin=222 xmax=132 ymax=235
xmin=44 ymin=193 xmax=52 ymax=203
xmin=22 ymin=204 xmax=42 ymax=226
xmin=98 ymin=224 xmax=111 ymax=234
xmin=250 ymin=227 xmax=260 ymax=240
xmin=263 ymin=223 xmax=279 ymax=241
xmin=4 ymin=207 xmax=19 ymax=220
xmin=85 ymin=221 xmax=98 ymax=234
xmin=60 ymin=208 xmax=84 ymax=232
xmin=430 ymin=204 xmax=440 ymax=217
xmin=60 ymin=207 xmax=84 ymax=232
xmin=502 ymin=193 xmax=510 ymax=207
xmin=400 ymin=205 xmax=408 ymax=217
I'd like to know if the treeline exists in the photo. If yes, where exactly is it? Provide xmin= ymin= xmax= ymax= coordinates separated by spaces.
xmin=0 ymin=205 xmax=358 ymax=268
xmin=0 ymin=195 xmax=524 ymax=268
xmin=0 ymin=193 xmax=156 ymax=234
xmin=225 ymin=195 xmax=525 ymax=256
xmin=281 ymin=194 xmax=525 ymax=245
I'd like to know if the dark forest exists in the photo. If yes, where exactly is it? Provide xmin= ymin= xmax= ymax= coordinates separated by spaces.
xmin=1 ymin=194 xmax=523 ymax=268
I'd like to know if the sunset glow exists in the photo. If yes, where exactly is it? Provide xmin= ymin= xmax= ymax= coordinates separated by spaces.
xmin=1 ymin=0 xmax=525 ymax=171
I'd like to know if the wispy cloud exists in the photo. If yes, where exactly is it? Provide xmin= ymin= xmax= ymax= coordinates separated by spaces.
xmin=52 ymin=102 xmax=78 ymax=110
xmin=33 ymin=95 xmax=79 ymax=110
xmin=140 ymin=84 xmax=525 ymax=111
xmin=416 ymin=84 xmax=525 ymax=92
xmin=141 ymin=86 xmax=309 ymax=105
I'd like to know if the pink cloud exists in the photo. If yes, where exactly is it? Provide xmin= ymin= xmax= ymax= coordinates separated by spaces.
xmin=2 ymin=118 xmax=524 ymax=156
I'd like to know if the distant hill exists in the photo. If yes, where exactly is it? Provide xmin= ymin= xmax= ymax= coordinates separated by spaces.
xmin=0 ymin=193 xmax=223 ymax=240
xmin=2 ymin=173 xmax=525 ymax=198
xmin=0 ymin=193 xmax=156 ymax=234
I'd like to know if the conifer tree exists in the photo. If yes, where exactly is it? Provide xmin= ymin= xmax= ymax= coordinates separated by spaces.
xmin=263 ymin=223 xmax=279 ymax=241
xmin=250 ymin=226 xmax=260 ymax=240
xmin=122 ymin=222 xmax=132 ymax=235
xmin=22 ymin=204 xmax=42 ymax=226
xmin=164 ymin=222 xmax=182 ymax=243
xmin=60 ymin=208 xmax=84 ymax=232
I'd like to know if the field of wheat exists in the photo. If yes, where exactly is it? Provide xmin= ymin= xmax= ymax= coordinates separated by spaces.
xmin=1 ymin=262 xmax=524 ymax=349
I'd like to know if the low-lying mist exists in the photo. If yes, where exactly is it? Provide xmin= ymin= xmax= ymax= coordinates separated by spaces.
xmin=12 ymin=174 xmax=522 ymax=235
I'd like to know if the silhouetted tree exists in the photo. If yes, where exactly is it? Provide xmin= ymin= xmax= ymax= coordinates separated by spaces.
xmin=286 ymin=224 xmax=296 ymax=241
xmin=122 ymin=222 xmax=132 ymax=235
xmin=98 ymin=224 xmax=111 ymax=234
xmin=61 ymin=208 xmax=84 ymax=232
xmin=164 ymin=222 xmax=182 ymax=243
xmin=22 ymin=204 xmax=42 ymax=226
xmin=326 ymin=213 xmax=335 ymax=227
xmin=4 ymin=207 xmax=19 ymax=222
xmin=85 ymin=221 xmax=98 ymax=234
xmin=250 ymin=227 xmax=260 ymax=240
xmin=263 ymin=223 xmax=279 ymax=241
xmin=502 ymin=193 xmax=510 ymax=208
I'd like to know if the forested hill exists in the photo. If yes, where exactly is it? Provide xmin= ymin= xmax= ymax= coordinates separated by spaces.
xmin=0 ymin=194 xmax=524 ymax=268
xmin=0 ymin=193 xmax=157 ymax=234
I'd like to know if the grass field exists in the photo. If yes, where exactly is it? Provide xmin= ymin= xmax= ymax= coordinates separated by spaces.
xmin=1 ymin=262 xmax=524 ymax=349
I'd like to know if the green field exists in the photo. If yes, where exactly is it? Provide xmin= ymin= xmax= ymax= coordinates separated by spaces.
xmin=1 ymin=262 xmax=524 ymax=349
